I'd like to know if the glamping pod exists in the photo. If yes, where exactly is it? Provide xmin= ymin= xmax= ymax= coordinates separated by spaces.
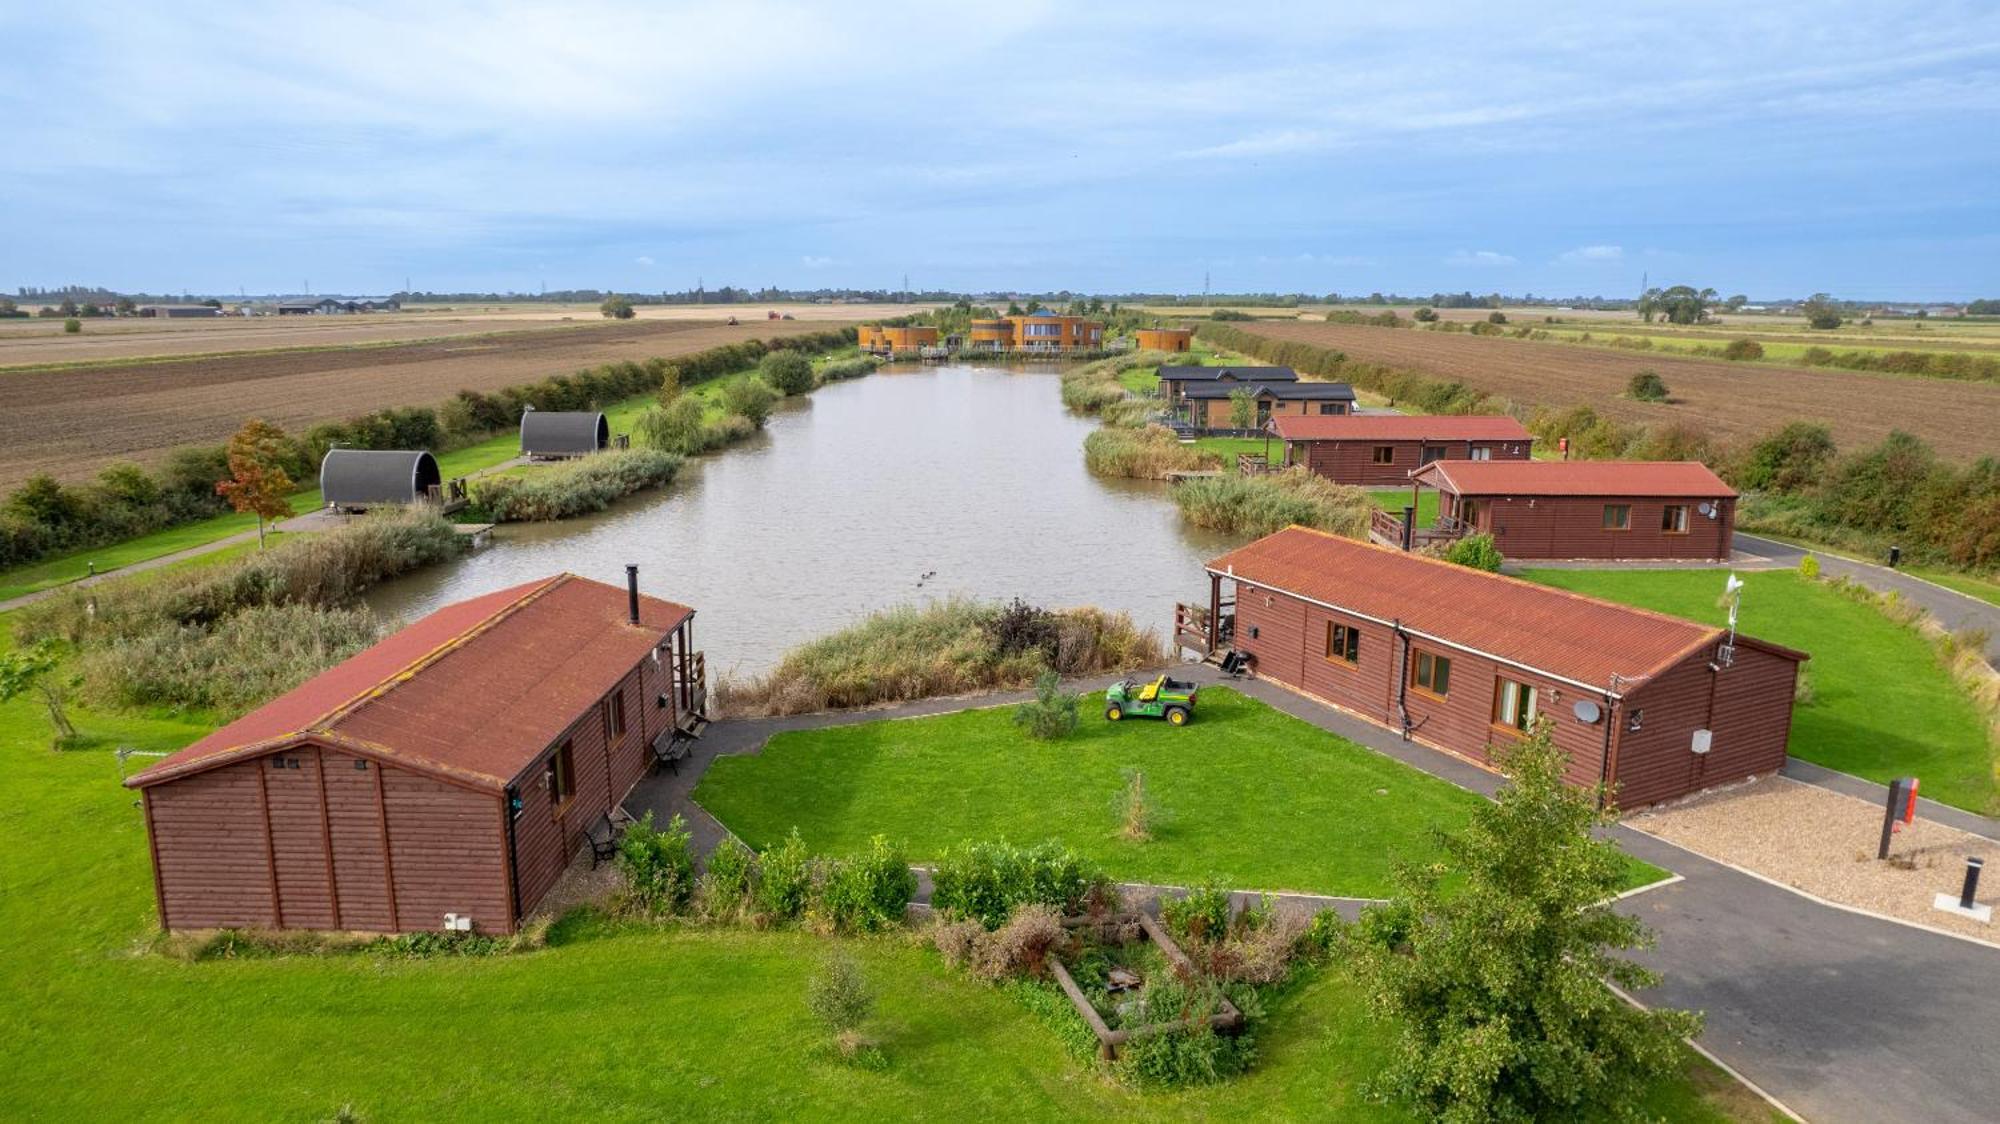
xmin=520 ymin=410 xmax=610 ymax=458
xmin=319 ymin=449 xmax=443 ymax=510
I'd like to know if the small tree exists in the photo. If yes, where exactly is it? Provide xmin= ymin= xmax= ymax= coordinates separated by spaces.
xmin=1721 ymin=338 xmax=1764 ymax=361
xmin=1348 ymin=723 xmax=1698 ymax=1121
xmin=806 ymin=951 xmax=875 ymax=1056
xmin=1117 ymin=767 xmax=1154 ymax=841
xmin=1013 ymin=669 xmax=1079 ymax=741
xmin=721 ymin=375 xmax=779 ymax=428
xmin=0 ymin=639 xmax=79 ymax=747
xmin=1486 ymin=310 xmax=1507 ymax=325
xmin=63 ymin=317 xmax=82 ymax=334
xmin=1413 ymin=306 xmax=1438 ymax=322
xmin=1625 ymin=370 xmax=1668 ymax=402
xmin=215 ymin=418 xmax=295 ymax=547
xmin=1799 ymin=293 xmax=1842 ymax=330
xmin=759 ymin=350 xmax=815 ymax=396
xmin=600 ymin=295 xmax=635 ymax=320
xmin=1227 ymin=387 xmax=1257 ymax=430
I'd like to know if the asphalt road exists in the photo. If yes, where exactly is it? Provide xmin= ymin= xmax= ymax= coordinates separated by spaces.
xmin=1736 ymin=532 xmax=2000 ymax=664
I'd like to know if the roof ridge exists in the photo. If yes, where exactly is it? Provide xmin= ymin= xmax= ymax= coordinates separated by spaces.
xmin=1270 ymin=525 xmax=1726 ymax=641
xmin=309 ymin=573 xmax=573 ymax=734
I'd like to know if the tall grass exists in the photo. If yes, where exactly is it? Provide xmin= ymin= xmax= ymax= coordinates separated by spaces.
xmin=715 ymin=599 xmax=1166 ymax=717
xmin=80 ymin=603 xmax=380 ymax=715
xmin=1172 ymin=468 xmax=1373 ymax=538
xmin=1083 ymin=426 xmax=1222 ymax=479
xmin=472 ymin=449 xmax=682 ymax=522
xmin=1058 ymin=350 xmax=1174 ymax=415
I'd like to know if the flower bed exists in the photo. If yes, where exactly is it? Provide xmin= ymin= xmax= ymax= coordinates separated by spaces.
xmin=1048 ymin=910 xmax=1243 ymax=1060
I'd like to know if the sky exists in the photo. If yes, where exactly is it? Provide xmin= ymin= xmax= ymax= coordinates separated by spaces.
xmin=3 ymin=2 xmax=1997 ymax=300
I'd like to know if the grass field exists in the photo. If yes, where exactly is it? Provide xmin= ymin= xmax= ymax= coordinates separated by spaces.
xmin=1523 ymin=569 xmax=1998 ymax=814
xmin=696 ymin=686 xmax=1664 ymax=896
xmin=1230 ymin=320 xmax=2000 ymax=461
xmin=1367 ymin=489 xmax=1441 ymax=527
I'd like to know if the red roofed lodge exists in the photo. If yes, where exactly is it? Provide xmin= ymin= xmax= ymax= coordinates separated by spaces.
xmin=125 ymin=568 xmax=707 ymax=935
xmin=1270 ymin=414 xmax=1534 ymax=487
xmin=1177 ymin=527 xmax=1804 ymax=807
xmin=1396 ymin=459 xmax=1738 ymax=561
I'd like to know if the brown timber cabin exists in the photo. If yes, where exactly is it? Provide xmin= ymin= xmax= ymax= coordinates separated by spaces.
xmin=1403 ymin=459 xmax=1737 ymax=561
xmin=124 ymin=569 xmax=707 ymax=935
xmin=1270 ymin=414 xmax=1535 ymax=487
xmin=1179 ymin=527 xmax=1804 ymax=807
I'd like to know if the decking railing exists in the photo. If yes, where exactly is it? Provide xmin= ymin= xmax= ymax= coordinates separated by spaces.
xmin=677 ymin=650 xmax=707 ymax=719
xmin=1236 ymin=453 xmax=1278 ymax=476
xmin=1174 ymin=602 xmax=1212 ymax=653
xmin=1369 ymin=508 xmax=1473 ymax=550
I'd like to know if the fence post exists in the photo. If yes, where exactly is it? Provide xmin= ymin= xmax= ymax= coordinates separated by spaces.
xmin=1401 ymin=506 xmax=1415 ymax=551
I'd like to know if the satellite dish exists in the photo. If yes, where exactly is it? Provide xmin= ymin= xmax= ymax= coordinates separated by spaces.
xmin=1572 ymin=700 xmax=1602 ymax=724
xmin=1697 ymin=502 xmax=1716 ymax=518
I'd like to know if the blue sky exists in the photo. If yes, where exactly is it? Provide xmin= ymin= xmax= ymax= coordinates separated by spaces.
xmin=3 ymin=2 xmax=1996 ymax=299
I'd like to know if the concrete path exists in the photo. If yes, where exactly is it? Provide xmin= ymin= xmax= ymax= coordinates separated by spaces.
xmin=631 ymin=666 xmax=2000 ymax=1123
xmin=1736 ymin=531 xmax=2000 ymax=664
xmin=0 ymin=527 xmax=263 ymax=612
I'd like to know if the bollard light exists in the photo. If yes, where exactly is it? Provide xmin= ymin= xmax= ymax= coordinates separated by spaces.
xmin=1962 ymin=857 xmax=1985 ymax=911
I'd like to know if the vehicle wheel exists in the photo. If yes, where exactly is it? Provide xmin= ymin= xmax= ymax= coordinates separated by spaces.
xmin=1105 ymin=704 xmax=1123 ymax=721
xmin=1165 ymin=706 xmax=1189 ymax=726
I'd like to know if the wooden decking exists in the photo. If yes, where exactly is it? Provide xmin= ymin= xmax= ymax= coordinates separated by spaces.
xmin=1367 ymin=507 xmax=1471 ymax=550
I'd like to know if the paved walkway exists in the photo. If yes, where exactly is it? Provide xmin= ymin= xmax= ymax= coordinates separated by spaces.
xmin=631 ymin=666 xmax=2000 ymax=1123
xmin=0 ymin=527 xmax=264 ymax=611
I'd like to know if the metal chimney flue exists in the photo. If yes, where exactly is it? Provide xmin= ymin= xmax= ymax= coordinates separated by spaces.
xmin=625 ymin=564 xmax=640 ymax=624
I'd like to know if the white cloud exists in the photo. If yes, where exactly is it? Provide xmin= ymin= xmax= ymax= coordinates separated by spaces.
xmin=1445 ymin=250 xmax=1517 ymax=267
xmin=634 ymin=255 xmax=654 ymax=267
xmin=801 ymin=255 xmax=834 ymax=269
xmin=1557 ymin=244 xmax=1623 ymax=263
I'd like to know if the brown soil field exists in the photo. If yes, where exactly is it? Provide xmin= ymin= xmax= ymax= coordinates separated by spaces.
xmin=0 ymin=318 xmax=842 ymax=490
xmin=0 ymin=302 xmax=920 ymax=367
xmin=1237 ymin=321 xmax=2000 ymax=461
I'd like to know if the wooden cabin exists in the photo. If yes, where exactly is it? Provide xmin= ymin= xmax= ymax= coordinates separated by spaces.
xmin=1270 ymin=415 xmax=1534 ymax=487
xmin=124 ymin=569 xmax=707 ymax=935
xmin=1155 ymin=365 xmax=1297 ymax=412
xmin=1404 ymin=460 xmax=1737 ymax=561
xmin=1182 ymin=527 xmax=1804 ymax=807
xmin=1180 ymin=381 xmax=1356 ymax=432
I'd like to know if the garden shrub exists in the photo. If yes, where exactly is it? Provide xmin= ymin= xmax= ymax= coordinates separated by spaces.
xmin=1112 ymin=979 xmax=1259 ymax=1088
xmin=698 ymin=837 xmax=758 ymax=922
xmin=1722 ymin=338 xmax=1765 ymax=361
xmin=814 ymin=835 xmax=917 ymax=933
xmin=1162 ymin=883 xmax=1234 ymax=945
xmin=616 ymin=812 xmax=697 ymax=918
xmin=471 ymin=449 xmax=681 ymax=522
xmin=722 ymin=376 xmax=779 ymax=427
xmin=1798 ymin=553 xmax=1821 ymax=581
xmin=759 ymin=350 xmax=815 ymax=396
xmin=1012 ymin=669 xmax=1080 ymax=741
xmin=755 ymin=829 xmax=814 ymax=922
xmin=1626 ymin=370 xmax=1668 ymax=401
xmin=930 ymin=840 xmax=1110 ymax=929
xmin=1441 ymin=533 xmax=1503 ymax=572
xmin=805 ymin=951 xmax=875 ymax=1057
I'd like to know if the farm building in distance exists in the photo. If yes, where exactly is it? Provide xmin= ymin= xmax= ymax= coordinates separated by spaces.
xmin=1270 ymin=415 xmax=1535 ymax=487
xmin=1403 ymin=460 xmax=1737 ymax=562
xmin=125 ymin=570 xmax=709 ymax=934
xmin=1181 ymin=381 xmax=1357 ymax=431
xmin=520 ymin=410 xmax=609 ymax=458
xmin=135 ymin=304 xmax=220 ymax=318
xmin=1134 ymin=327 xmax=1193 ymax=352
xmin=275 ymin=297 xmax=402 ymax=315
xmin=319 ymin=449 xmax=445 ymax=511
xmin=1180 ymin=527 xmax=1804 ymax=807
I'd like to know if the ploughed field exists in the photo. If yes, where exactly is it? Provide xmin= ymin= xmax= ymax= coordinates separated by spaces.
xmin=1235 ymin=321 xmax=2000 ymax=461
xmin=0 ymin=318 xmax=837 ymax=490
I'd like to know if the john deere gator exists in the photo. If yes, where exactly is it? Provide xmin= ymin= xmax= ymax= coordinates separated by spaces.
xmin=1104 ymin=675 xmax=1198 ymax=725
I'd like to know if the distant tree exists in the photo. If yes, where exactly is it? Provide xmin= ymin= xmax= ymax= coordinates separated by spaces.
xmin=1228 ymin=387 xmax=1257 ymax=430
xmin=0 ymin=298 xmax=14 ymax=315
xmin=1024 ymin=300 xmax=1045 ymax=314
xmin=759 ymin=350 xmax=815 ymax=396
xmin=1721 ymin=338 xmax=1765 ymax=361
xmin=1800 ymin=293 xmax=1842 ymax=330
xmin=215 ymin=418 xmax=295 ymax=547
xmin=1732 ymin=421 xmax=1836 ymax=494
xmin=1626 ymin=370 xmax=1669 ymax=402
xmin=1967 ymin=298 xmax=2000 ymax=316
xmin=57 ymin=298 xmax=77 ymax=316
xmin=0 ymin=638 xmax=78 ymax=747
xmin=79 ymin=303 xmax=102 ymax=317
xmin=200 ymin=298 xmax=222 ymax=309
xmin=1486 ymin=310 xmax=1507 ymax=325
xmin=600 ymin=295 xmax=635 ymax=320
xmin=1005 ymin=300 xmax=1024 ymax=316
xmin=1637 ymin=285 xmax=1716 ymax=325
xmin=114 ymin=297 xmax=136 ymax=315
xmin=62 ymin=318 xmax=81 ymax=334
xmin=1725 ymin=294 xmax=1749 ymax=312
xmin=1413 ymin=306 xmax=1438 ymax=322
xmin=1347 ymin=722 xmax=1698 ymax=1121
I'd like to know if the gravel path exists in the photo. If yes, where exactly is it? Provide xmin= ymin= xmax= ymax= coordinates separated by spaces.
xmin=1629 ymin=776 xmax=2000 ymax=943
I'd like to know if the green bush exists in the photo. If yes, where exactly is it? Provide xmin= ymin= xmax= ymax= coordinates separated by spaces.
xmin=471 ymin=448 xmax=681 ymax=522
xmin=805 ymin=951 xmax=874 ymax=1036
xmin=722 ymin=376 xmax=779 ymax=427
xmin=1722 ymin=338 xmax=1765 ymax=361
xmin=759 ymin=350 xmax=815 ymax=396
xmin=1486 ymin=311 xmax=1507 ymax=325
xmin=930 ymin=840 xmax=1110 ymax=929
xmin=1012 ymin=669 xmax=1080 ymax=740
xmin=814 ymin=835 xmax=917 ymax=933
xmin=1171 ymin=468 xmax=1372 ymax=538
xmin=697 ymin=837 xmax=758 ymax=921
xmin=600 ymin=295 xmax=634 ymax=319
xmin=1441 ymin=533 xmax=1503 ymax=572
xmin=1112 ymin=979 xmax=1258 ymax=1088
xmin=616 ymin=812 xmax=697 ymax=917
xmin=1162 ymin=883 xmax=1234 ymax=945
xmin=635 ymin=398 xmax=708 ymax=455
xmin=816 ymin=355 xmax=880 ymax=382
xmin=62 ymin=317 xmax=81 ymax=334
xmin=1626 ymin=370 xmax=1669 ymax=401
xmin=755 ymin=829 xmax=814 ymax=922
xmin=1413 ymin=307 xmax=1437 ymax=322
xmin=1209 ymin=309 xmax=1253 ymax=321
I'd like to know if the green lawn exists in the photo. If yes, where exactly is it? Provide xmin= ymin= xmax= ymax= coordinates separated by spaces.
xmin=1523 ymin=569 xmax=1998 ymax=814
xmin=1190 ymin=435 xmax=1283 ymax=468
xmin=1367 ymin=489 xmax=1442 ymax=527
xmin=698 ymin=687 xmax=1665 ymax=897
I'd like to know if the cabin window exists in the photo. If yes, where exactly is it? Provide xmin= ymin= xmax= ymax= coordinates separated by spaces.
xmin=1493 ymin=677 xmax=1538 ymax=733
xmin=1420 ymin=446 xmax=1445 ymax=464
xmin=549 ymin=742 xmax=576 ymax=810
xmin=1412 ymin=650 xmax=1451 ymax=697
xmin=1317 ymin=402 xmax=1341 ymax=415
xmin=1325 ymin=621 xmax=1360 ymax=665
xmin=1470 ymin=446 xmax=1492 ymax=461
xmin=1602 ymin=504 xmax=1631 ymax=531
xmin=1661 ymin=504 xmax=1689 ymax=534
xmin=1372 ymin=446 xmax=1395 ymax=464
xmin=602 ymin=689 xmax=627 ymax=742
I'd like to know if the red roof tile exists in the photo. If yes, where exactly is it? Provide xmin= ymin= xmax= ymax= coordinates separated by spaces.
xmin=126 ymin=575 xmax=693 ymax=791
xmin=1207 ymin=527 xmax=1799 ymax=692
xmin=1414 ymin=459 xmax=1736 ymax=498
xmin=1269 ymin=414 xmax=1533 ymax=442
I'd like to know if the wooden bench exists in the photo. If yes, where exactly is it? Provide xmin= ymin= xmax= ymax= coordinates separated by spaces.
xmin=584 ymin=812 xmax=624 ymax=868
xmin=651 ymin=732 xmax=692 ymax=774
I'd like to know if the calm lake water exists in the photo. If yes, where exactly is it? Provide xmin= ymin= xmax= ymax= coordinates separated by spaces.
xmin=366 ymin=363 xmax=1239 ymax=676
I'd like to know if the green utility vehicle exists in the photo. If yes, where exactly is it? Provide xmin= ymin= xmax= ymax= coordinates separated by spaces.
xmin=1104 ymin=675 xmax=1198 ymax=725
